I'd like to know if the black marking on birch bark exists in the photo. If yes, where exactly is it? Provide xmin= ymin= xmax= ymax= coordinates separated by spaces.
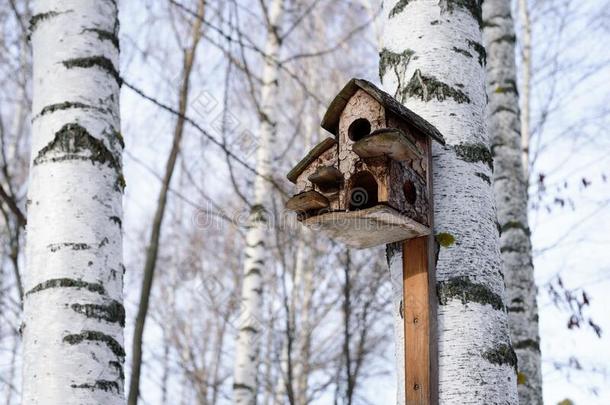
xmin=240 ymin=326 xmax=259 ymax=334
xmin=249 ymin=204 xmax=268 ymax=223
xmin=36 ymin=102 xmax=101 ymax=120
xmin=483 ymin=13 xmax=511 ymax=28
xmin=83 ymin=28 xmax=120 ymax=49
xmin=507 ymin=306 xmax=525 ymax=313
xmin=26 ymin=278 xmax=105 ymax=296
xmin=500 ymin=221 xmax=531 ymax=236
xmin=71 ymin=301 xmax=126 ymax=327
xmin=491 ymin=34 xmax=517 ymax=45
xmin=245 ymin=268 xmax=262 ymax=277
xmin=62 ymin=56 xmax=121 ymax=86
xmin=475 ymin=172 xmax=491 ymax=184
xmin=431 ymin=20 xmax=440 ymax=25
xmin=233 ymin=383 xmax=254 ymax=392
xmin=439 ymin=0 xmax=483 ymax=27
xmin=494 ymin=79 xmax=518 ymax=95
xmin=64 ymin=330 xmax=125 ymax=358
xmin=34 ymin=123 xmax=120 ymax=169
xmin=452 ymin=47 xmax=473 ymax=58
xmin=99 ymin=237 xmax=109 ymax=248
xmin=500 ymin=245 xmax=527 ymax=254
xmin=109 ymin=216 xmax=122 ymax=229
xmin=48 ymin=242 xmax=91 ymax=252
xmin=71 ymin=380 xmax=120 ymax=393
xmin=385 ymin=242 xmax=401 ymax=267
xmin=437 ymin=276 xmax=505 ymax=311
xmin=513 ymin=339 xmax=540 ymax=352
xmin=482 ymin=343 xmax=518 ymax=372
xmin=379 ymin=48 xmax=415 ymax=80
xmin=435 ymin=232 xmax=455 ymax=247
xmin=453 ymin=143 xmax=493 ymax=169
xmin=115 ymin=131 xmax=125 ymax=149
xmin=434 ymin=240 xmax=441 ymax=266
xmin=116 ymin=173 xmax=126 ymax=192
xmin=388 ymin=0 xmax=411 ymax=18
xmin=247 ymin=241 xmax=265 ymax=249
xmin=109 ymin=361 xmax=125 ymax=380
xmin=29 ymin=10 xmax=73 ymax=33
xmin=467 ymin=40 xmax=486 ymax=66
xmin=402 ymin=69 xmax=470 ymax=104
xmin=492 ymin=105 xmax=518 ymax=115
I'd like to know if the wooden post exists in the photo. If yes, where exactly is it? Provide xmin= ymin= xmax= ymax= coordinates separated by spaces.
xmin=403 ymin=138 xmax=436 ymax=404
xmin=402 ymin=237 xmax=430 ymax=404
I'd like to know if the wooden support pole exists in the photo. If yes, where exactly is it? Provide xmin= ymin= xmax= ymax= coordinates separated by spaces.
xmin=403 ymin=136 xmax=437 ymax=405
xmin=402 ymin=237 xmax=431 ymax=404
xmin=400 ymin=135 xmax=438 ymax=404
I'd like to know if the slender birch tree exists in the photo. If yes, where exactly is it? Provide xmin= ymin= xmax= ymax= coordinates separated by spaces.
xmin=517 ymin=0 xmax=532 ymax=176
xmin=483 ymin=1 xmax=543 ymax=403
xmin=23 ymin=0 xmax=124 ymax=404
xmin=233 ymin=0 xmax=285 ymax=402
xmin=380 ymin=1 xmax=518 ymax=403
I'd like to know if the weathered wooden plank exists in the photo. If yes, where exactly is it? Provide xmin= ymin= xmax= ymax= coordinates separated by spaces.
xmin=403 ymin=236 xmax=431 ymax=405
xmin=302 ymin=205 xmax=430 ymax=249
xmin=352 ymin=128 xmax=423 ymax=161
xmin=285 ymin=190 xmax=329 ymax=213
xmin=286 ymin=137 xmax=337 ymax=183
xmin=308 ymin=166 xmax=344 ymax=192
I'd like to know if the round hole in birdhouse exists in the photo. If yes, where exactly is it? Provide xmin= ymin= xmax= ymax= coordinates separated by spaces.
xmin=348 ymin=118 xmax=371 ymax=142
xmin=349 ymin=171 xmax=378 ymax=210
xmin=403 ymin=180 xmax=417 ymax=205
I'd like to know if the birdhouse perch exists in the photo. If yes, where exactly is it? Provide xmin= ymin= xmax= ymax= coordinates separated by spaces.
xmin=286 ymin=78 xmax=445 ymax=248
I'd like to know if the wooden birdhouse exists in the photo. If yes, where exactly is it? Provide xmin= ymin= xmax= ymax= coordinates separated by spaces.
xmin=286 ymin=78 xmax=445 ymax=248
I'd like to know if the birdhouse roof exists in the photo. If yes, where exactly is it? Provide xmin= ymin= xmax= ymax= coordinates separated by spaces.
xmin=321 ymin=78 xmax=445 ymax=145
xmin=286 ymin=137 xmax=336 ymax=183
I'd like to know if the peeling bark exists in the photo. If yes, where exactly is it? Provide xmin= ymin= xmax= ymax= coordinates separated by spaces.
xmin=381 ymin=0 xmax=518 ymax=403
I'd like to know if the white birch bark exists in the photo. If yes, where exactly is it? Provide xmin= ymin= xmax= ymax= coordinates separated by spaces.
xmin=381 ymin=1 xmax=518 ymax=403
xmin=483 ymin=1 xmax=543 ymax=403
xmin=23 ymin=1 xmax=124 ymax=404
xmin=293 ymin=231 xmax=314 ymax=405
xmin=233 ymin=0 xmax=284 ymax=403
xmin=517 ymin=0 xmax=532 ymax=176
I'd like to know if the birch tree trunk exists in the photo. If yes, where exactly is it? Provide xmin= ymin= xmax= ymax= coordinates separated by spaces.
xmin=517 ymin=0 xmax=532 ymax=177
xmin=483 ymin=1 xmax=543 ymax=403
xmin=232 ymin=0 xmax=284 ymax=403
xmin=23 ymin=1 xmax=124 ymax=404
xmin=293 ymin=232 xmax=314 ymax=405
xmin=381 ymin=1 xmax=518 ymax=403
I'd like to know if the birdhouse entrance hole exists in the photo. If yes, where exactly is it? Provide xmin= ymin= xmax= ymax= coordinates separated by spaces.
xmin=403 ymin=180 xmax=417 ymax=205
xmin=348 ymin=118 xmax=371 ymax=142
xmin=349 ymin=171 xmax=378 ymax=210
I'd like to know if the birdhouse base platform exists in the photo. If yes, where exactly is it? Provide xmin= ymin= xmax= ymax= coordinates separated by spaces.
xmin=302 ymin=205 xmax=430 ymax=249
